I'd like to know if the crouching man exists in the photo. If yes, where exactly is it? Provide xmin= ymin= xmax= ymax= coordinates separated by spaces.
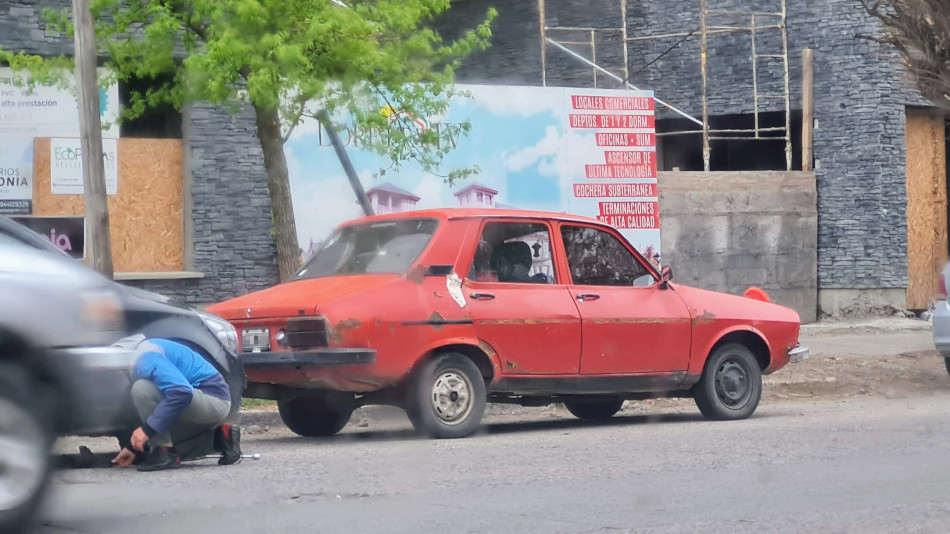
xmin=111 ymin=336 xmax=241 ymax=471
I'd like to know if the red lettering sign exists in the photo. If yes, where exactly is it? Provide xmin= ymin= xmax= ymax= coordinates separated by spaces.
xmin=573 ymin=182 xmax=658 ymax=198
xmin=595 ymin=133 xmax=656 ymax=147
xmin=585 ymin=162 xmax=658 ymax=179
xmin=569 ymin=114 xmax=656 ymax=129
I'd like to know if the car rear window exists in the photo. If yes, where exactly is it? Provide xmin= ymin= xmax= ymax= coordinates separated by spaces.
xmin=295 ymin=218 xmax=438 ymax=280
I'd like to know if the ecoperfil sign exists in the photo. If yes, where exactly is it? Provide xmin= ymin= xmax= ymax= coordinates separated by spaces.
xmin=0 ymin=137 xmax=34 ymax=214
xmin=50 ymin=138 xmax=118 ymax=195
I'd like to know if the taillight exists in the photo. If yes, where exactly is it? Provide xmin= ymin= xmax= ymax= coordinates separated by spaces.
xmin=938 ymin=274 xmax=948 ymax=301
xmin=285 ymin=317 xmax=329 ymax=348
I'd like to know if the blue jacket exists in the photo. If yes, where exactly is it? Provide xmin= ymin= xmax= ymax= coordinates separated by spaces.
xmin=133 ymin=338 xmax=230 ymax=438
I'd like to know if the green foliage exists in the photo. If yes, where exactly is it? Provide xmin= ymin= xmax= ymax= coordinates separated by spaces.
xmin=3 ymin=0 xmax=496 ymax=184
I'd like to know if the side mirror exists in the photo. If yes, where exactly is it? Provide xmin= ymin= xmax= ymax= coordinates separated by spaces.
xmin=659 ymin=265 xmax=673 ymax=289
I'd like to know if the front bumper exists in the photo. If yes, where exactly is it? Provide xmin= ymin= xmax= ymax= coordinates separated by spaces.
xmin=241 ymin=348 xmax=376 ymax=368
xmin=47 ymin=346 xmax=141 ymax=436
xmin=788 ymin=344 xmax=810 ymax=364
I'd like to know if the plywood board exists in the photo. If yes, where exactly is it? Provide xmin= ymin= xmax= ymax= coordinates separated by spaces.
xmin=905 ymin=110 xmax=949 ymax=310
xmin=32 ymin=138 xmax=185 ymax=272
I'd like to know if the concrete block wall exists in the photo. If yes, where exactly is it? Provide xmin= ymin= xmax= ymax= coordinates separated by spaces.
xmin=658 ymin=171 xmax=818 ymax=322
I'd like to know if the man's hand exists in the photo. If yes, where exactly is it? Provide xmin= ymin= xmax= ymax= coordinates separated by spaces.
xmin=111 ymin=448 xmax=136 ymax=468
xmin=130 ymin=427 xmax=149 ymax=452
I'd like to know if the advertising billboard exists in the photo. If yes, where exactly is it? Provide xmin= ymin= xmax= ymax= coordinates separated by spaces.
xmin=286 ymin=84 xmax=660 ymax=265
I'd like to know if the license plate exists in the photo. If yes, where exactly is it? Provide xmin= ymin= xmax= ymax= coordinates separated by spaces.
xmin=241 ymin=328 xmax=271 ymax=352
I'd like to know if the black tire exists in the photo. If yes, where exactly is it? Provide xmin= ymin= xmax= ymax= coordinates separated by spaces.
xmin=944 ymin=358 xmax=950 ymax=379
xmin=564 ymin=399 xmax=624 ymax=420
xmin=277 ymin=397 xmax=353 ymax=437
xmin=0 ymin=362 xmax=54 ymax=534
xmin=406 ymin=353 xmax=487 ymax=439
xmin=693 ymin=343 xmax=762 ymax=420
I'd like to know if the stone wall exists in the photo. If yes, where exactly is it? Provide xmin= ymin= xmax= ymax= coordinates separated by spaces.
xmin=440 ymin=0 xmax=929 ymax=294
xmin=0 ymin=7 xmax=281 ymax=303
xmin=1 ymin=0 xmax=932 ymax=306
xmin=658 ymin=171 xmax=818 ymax=322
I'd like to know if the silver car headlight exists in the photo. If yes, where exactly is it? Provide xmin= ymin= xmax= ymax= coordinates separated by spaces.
xmin=196 ymin=309 xmax=239 ymax=355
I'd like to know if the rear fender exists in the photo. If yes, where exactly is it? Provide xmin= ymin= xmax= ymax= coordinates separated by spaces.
xmin=411 ymin=336 xmax=502 ymax=382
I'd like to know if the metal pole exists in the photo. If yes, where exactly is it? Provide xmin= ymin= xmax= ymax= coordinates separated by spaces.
xmin=72 ymin=0 xmax=113 ymax=278
xmin=545 ymin=38 xmax=704 ymax=126
xmin=802 ymin=48 xmax=814 ymax=172
xmin=700 ymin=0 xmax=711 ymax=172
xmin=750 ymin=14 xmax=760 ymax=138
xmin=620 ymin=0 xmax=630 ymax=86
xmin=316 ymin=110 xmax=374 ymax=217
xmin=539 ymin=0 xmax=547 ymax=86
xmin=780 ymin=0 xmax=792 ymax=171
xmin=590 ymin=30 xmax=598 ymax=87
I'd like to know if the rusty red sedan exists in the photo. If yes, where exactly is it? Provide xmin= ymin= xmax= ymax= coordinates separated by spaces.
xmin=207 ymin=208 xmax=807 ymax=439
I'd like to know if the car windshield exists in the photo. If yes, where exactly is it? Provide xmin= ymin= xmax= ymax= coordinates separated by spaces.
xmin=295 ymin=218 xmax=438 ymax=280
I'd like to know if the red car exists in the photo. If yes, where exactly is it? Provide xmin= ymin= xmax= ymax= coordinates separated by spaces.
xmin=207 ymin=208 xmax=807 ymax=439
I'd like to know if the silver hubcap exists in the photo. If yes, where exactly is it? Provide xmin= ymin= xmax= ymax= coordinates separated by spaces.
xmin=430 ymin=370 xmax=474 ymax=425
xmin=0 ymin=398 xmax=47 ymax=511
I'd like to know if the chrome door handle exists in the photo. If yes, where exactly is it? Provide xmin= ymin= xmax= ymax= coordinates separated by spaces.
xmin=470 ymin=293 xmax=496 ymax=300
xmin=576 ymin=294 xmax=600 ymax=301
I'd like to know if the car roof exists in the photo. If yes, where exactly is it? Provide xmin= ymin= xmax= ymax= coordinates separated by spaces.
xmin=339 ymin=208 xmax=606 ymax=228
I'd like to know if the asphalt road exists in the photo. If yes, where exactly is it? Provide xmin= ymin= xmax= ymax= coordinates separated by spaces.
xmin=36 ymin=392 xmax=950 ymax=534
xmin=34 ymin=322 xmax=950 ymax=534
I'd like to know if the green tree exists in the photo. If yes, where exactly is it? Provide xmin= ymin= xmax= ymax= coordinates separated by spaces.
xmin=860 ymin=0 xmax=950 ymax=111
xmin=3 ymin=0 xmax=495 ymax=282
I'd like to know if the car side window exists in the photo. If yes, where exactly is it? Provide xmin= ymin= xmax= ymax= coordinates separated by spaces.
xmin=560 ymin=225 xmax=653 ymax=287
xmin=468 ymin=222 xmax=556 ymax=284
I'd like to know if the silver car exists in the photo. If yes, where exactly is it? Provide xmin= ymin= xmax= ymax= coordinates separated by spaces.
xmin=0 ymin=241 xmax=137 ymax=533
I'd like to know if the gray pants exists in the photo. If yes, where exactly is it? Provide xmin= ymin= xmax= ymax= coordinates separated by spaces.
xmin=131 ymin=379 xmax=231 ymax=451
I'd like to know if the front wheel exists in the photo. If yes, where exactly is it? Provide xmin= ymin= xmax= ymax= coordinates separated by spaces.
xmin=564 ymin=399 xmax=624 ymax=420
xmin=406 ymin=353 xmax=487 ymax=439
xmin=693 ymin=343 xmax=762 ymax=420
xmin=277 ymin=397 xmax=353 ymax=437
xmin=0 ymin=363 xmax=53 ymax=534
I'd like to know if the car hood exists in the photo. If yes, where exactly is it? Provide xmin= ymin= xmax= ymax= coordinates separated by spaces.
xmin=206 ymin=274 xmax=400 ymax=320
xmin=674 ymin=284 xmax=801 ymax=324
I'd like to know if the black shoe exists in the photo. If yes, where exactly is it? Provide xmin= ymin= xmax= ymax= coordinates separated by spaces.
xmin=213 ymin=424 xmax=242 ymax=466
xmin=136 ymin=447 xmax=180 ymax=472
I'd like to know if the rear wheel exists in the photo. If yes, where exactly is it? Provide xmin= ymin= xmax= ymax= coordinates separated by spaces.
xmin=277 ymin=397 xmax=353 ymax=437
xmin=693 ymin=343 xmax=762 ymax=420
xmin=944 ymin=358 xmax=950 ymax=378
xmin=406 ymin=353 xmax=486 ymax=439
xmin=0 ymin=362 xmax=53 ymax=534
xmin=564 ymin=399 xmax=624 ymax=420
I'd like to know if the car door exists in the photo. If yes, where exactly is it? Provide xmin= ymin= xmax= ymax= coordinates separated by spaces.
xmin=558 ymin=223 xmax=691 ymax=375
xmin=464 ymin=219 xmax=582 ymax=375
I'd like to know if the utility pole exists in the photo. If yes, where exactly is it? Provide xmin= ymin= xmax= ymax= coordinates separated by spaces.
xmin=802 ymin=48 xmax=814 ymax=172
xmin=316 ymin=109 xmax=374 ymax=217
xmin=72 ymin=0 xmax=114 ymax=278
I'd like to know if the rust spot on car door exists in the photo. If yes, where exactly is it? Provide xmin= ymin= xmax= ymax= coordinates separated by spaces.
xmin=428 ymin=311 xmax=446 ymax=331
xmin=691 ymin=310 xmax=717 ymax=326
